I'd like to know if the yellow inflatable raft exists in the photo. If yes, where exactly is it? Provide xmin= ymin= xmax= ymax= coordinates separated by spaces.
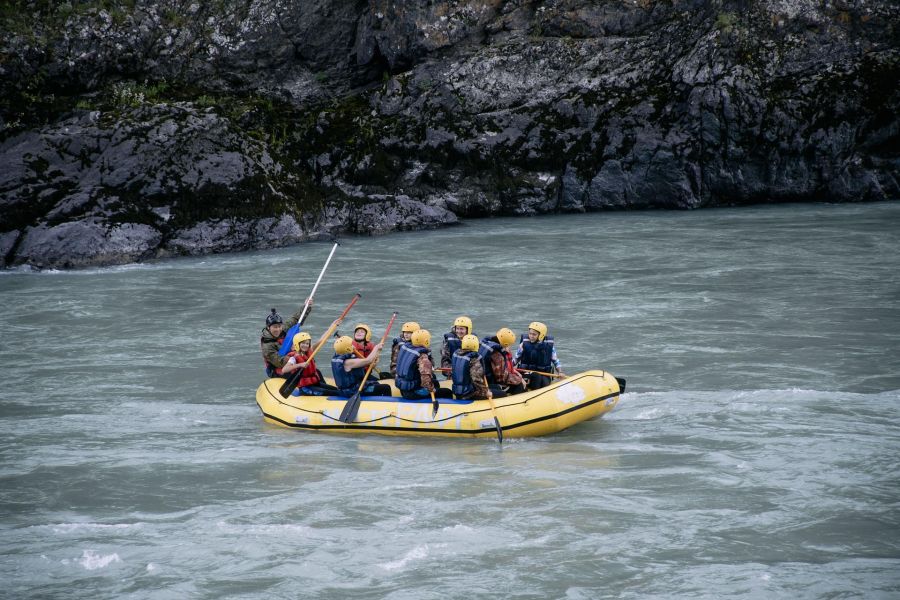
xmin=255 ymin=370 xmax=623 ymax=439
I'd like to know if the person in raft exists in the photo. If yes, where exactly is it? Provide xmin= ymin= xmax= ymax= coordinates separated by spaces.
xmin=383 ymin=321 xmax=421 ymax=379
xmin=441 ymin=315 xmax=474 ymax=376
xmin=331 ymin=336 xmax=393 ymax=398
xmin=281 ymin=331 xmax=339 ymax=396
xmin=395 ymin=329 xmax=453 ymax=400
xmin=259 ymin=300 xmax=314 ymax=377
xmin=513 ymin=321 xmax=566 ymax=390
xmin=351 ymin=323 xmax=375 ymax=357
xmin=452 ymin=334 xmax=508 ymax=400
xmin=481 ymin=327 xmax=526 ymax=395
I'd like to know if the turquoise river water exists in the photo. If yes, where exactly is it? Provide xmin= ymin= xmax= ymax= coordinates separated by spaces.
xmin=1 ymin=201 xmax=899 ymax=599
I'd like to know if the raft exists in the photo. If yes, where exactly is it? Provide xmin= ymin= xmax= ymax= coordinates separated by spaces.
xmin=255 ymin=370 xmax=623 ymax=439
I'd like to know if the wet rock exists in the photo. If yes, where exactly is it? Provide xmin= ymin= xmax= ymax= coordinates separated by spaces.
xmin=12 ymin=220 xmax=162 ymax=270
xmin=0 ymin=0 xmax=897 ymax=269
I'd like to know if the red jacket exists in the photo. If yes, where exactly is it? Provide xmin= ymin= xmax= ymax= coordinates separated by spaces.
xmin=287 ymin=351 xmax=320 ymax=388
xmin=352 ymin=340 xmax=374 ymax=357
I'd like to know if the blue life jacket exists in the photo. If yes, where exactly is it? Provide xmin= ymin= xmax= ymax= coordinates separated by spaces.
xmin=518 ymin=334 xmax=555 ymax=371
xmin=396 ymin=344 xmax=429 ymax=391
xmin=478 ymin=338 xmax=501 ymax=385
xmin=277 ymin=323 xmax=302 ymax=356
xmin=443 ymin=331 xmax=462 ymax=357
xmin=331 ymin=353 xmax=365 ymax=393
xmin=451 ymin=351 xmax=479 ymax=397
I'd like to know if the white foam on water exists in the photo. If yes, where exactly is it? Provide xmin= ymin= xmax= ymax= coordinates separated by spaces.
xmin=52 ymin=523 xmax=139 ymax=534
xmin=441 ymin=523 xmax=474 ymax=533
xmin=76 ymin=550 xmax=121 ymax=570
xmin=378 ymin=544 xmax=430 ymax=571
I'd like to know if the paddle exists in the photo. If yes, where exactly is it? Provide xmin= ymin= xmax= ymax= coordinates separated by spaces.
xmin=483 ymin=376 xmax=503 ymax=444
xmin=515 ymin=368 xmax=566 ymax=379
xmin=430 ymin=390 xmax=439 ymax=419
xmin=279 ymin=293 xmax=361 ymax=397
xmin=339 ymin=312 xmax=398 ymax=423
xmin=278 ymin=242 xmax=340 ymax=356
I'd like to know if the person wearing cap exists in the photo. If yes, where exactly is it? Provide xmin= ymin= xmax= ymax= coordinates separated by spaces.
xmin=395 ymin=329 xmax=453 ymax=400
xmin=482 ymin=327 xmax=526 ymax=395
xmin=259 ymin=299 xmax=315 ymax=376
xmin=440 ymin=316 xmax=474 ymax=376
xmin=513 ymin=321 xmax=566 ymax=390
xmin=281 ymin=331 xmax=339 ymax=396
xmin=331 ymin=336 xmax=393 ymax=398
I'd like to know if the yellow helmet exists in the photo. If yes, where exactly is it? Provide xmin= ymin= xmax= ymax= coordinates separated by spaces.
xmin=453 ymin=316 xmax=473 ymax=333
xmin=528 ymin=321 xmax=548 ymax=341
xmin=411 ymin=329 xmax=431 ymax=348
xmin=496 ymin=327 xmax=516 ymax=347
xmin=461 ymin=334 xmax=480 ymax=353
xmin=334 ymin=335 xmax=354 ymax=354
xmin=401 ymin=321 xmax=421 ymax=333
xmin=353 ymin=323 xmax=372 ymax=342
xmin=292 ymin=331 xmax=312 ymax=352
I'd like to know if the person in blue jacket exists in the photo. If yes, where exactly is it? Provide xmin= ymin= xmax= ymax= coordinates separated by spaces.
xmin=331 ymin=335 xmax=392 ymax=398
xmin=513 ymin=321 xmax=566 ymax=390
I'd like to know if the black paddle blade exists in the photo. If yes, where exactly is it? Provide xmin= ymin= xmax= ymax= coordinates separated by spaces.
xmin=338 ymin=392 xmax=362 ymax=423
xmin=279 ymin=371 xmax=301 ymax=397
xmin=615 ymin=377 xmax=627 ymax=394
xmin=431 ymin=401 xmax=439 ymax=419
xmin=493 ymin=417 xmax=503 ymax=444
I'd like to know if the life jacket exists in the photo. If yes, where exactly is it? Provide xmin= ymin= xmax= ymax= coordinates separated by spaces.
xmin=518 ymin=334 xmax=555 ymax=371
xmin=396 ymin=344 xmax=429 ymax=391
xmin=443 ymin=331 xmax=462 ymax=357
xmin=451 ymin=351 xmax=479 ymax=397
xmin=331 ymin=353 xmax=366 ymax=393
xmin=261 ymin=328 xmax=286 ymax=375
xmin=478 ymin=337 xmax=501 ymax=385
xmin=287 ymin=350 xmax=320 ymax=388
xmin=352 ymin=339 xmax=374 ymax=357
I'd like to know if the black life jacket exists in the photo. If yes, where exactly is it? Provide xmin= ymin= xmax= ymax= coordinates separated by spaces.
xmin=479 ymin=337 xmax=501 ymax=385
xmin=331 ymin=353 xmax=365 ymax=392
xmin=396 ymin=344 xmax=429 ymax=391
xmin=451 ymin=351 xmax=479 ymax=397
xmin=518 ymin=334 xmax=555 ymax=371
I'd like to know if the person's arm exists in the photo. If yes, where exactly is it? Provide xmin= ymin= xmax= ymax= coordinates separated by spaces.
xmin=471 ymin=359 xmax=488 ymax=397
xmin=262 ymin=341 xmax=288 ymax=368
xmin=512 ymin=343 xmax=523 ymax=365
xmin=440 ymin=339 xmax=452 ymax=369
xmin=343 ymin=342 xmax=384 ymax=370
xmin=419 ymin=355 xmax=435 ymax=392
xmin=281 ymin=356 xmax=299 ymax=374
xmin=390 ymin=343 xmax=400 ymax=375
xmin=551 ymin=346 xmax=565 ymax=376
xmin=314 ymin=318 xmax=343 ymax=348
xmin=286 ymin=298 xmax=315 ymax=328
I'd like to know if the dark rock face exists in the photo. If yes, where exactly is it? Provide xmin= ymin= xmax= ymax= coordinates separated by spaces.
xmin=1 ymin=0 xmax=897 ymax=268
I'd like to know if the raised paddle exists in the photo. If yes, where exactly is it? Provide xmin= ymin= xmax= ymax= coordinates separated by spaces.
xmin=483 ymin=376 xmax=503 ymax=444
xmin=339 ymin=312 xmax=398 ymax=423
xmin=278 ymin=241 xmax=340 ymax=356
xmin=279 ymin=293 xmax=361 ymax=397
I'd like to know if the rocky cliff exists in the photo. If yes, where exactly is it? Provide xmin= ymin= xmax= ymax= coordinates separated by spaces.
xmin=1 ymin=0 xmax=897 ymax=269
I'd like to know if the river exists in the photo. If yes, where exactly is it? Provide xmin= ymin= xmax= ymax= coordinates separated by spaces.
xmin=1 ymin=201 xmax=899 ymax=598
